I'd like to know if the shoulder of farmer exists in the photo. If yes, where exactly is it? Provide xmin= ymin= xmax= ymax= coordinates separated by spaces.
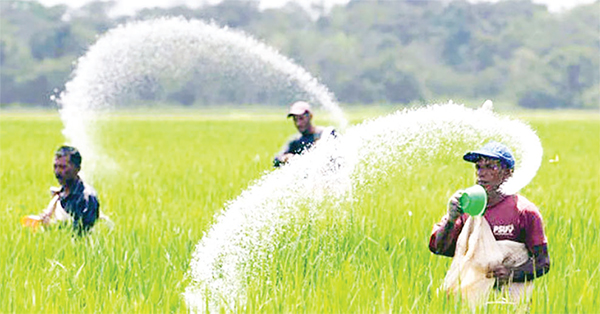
xmin=82 ymin=183 xmax=100 ymax=209
xmin=315 ymin=126 xmax=336 ymax=139
xmin=288 ymin=132 xmax=303 ymax=143
xmin=515 ymin=194 xmax=543 ymax=218
xmin=288 ymin=134 xmax=305 ymax=147
xmin=515 ymin=194 xmax=548 ymax=249
xmin=280 ymin=134 xmax=307 ymax=156
xmin=82 ymin=182 xmax=98 ymax=199
xmin=278 ymin=134 xmax=301 ymax=154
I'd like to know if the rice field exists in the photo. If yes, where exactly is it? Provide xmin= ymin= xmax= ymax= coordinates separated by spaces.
xmin=0 ymin=107 xmax=598 ymax=313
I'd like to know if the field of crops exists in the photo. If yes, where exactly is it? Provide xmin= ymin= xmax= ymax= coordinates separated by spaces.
xmin=1 ymin=107 xmax=598 ymax=313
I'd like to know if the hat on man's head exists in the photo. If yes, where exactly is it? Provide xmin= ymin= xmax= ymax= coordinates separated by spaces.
xmin=287 ymin=101 xmax=312 ymax=117
xmin=463 ymin=141 xmax=515 ymax=169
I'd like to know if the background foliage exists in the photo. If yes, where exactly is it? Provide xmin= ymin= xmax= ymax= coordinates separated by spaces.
xmin=0 ymin=0 xmax=599 ymax=109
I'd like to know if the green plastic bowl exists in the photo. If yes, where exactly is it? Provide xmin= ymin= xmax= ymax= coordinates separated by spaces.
xmin=460 ymin=185 xmax=488 ymax=216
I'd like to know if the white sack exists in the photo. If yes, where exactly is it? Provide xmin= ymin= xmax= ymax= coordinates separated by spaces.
xmin=443 ymin=216 xmax=533 ymax=307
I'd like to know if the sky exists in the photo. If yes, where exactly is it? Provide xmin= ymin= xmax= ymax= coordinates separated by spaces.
xmin=35 ymin=0 xmax=598 ymax=16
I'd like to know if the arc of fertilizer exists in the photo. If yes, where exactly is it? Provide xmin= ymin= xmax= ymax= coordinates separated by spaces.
xmin=184 ymin=102 xmax=543 ymax=312
xmin=55 ymin=17 xmax=347 ymax=182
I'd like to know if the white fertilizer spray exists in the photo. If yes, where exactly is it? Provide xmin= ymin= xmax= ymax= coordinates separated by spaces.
xmin=183 ymin=102 xmax=543 ymax=312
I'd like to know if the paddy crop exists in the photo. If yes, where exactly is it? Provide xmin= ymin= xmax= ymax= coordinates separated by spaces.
xmin=0 ymin=108 xmax=598 ymax=313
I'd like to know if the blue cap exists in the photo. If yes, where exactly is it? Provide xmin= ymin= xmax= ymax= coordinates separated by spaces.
xmin=463 ymin=141 xmax=515 ymax=169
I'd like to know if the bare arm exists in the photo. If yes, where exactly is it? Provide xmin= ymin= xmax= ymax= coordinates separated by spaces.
xmin=273 ymin=153 xmax=294 ymax=167
xmin=429 ymin=191 xmax=465 ymax=256
xmin=40 ymin=193 xmax=60 ymax=224
xmin=492 ymin=243 xmax=550 ymax=284
xmin=273 ymin=136 xmax=295 ymax=167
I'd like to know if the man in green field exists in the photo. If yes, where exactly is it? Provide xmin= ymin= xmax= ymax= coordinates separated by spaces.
xmin=39 ymin=145 xmax=100 ymax=235
xmin=273 ymin=101 xmax=336 ymax=167
xmin=429 ymin=141 xmax=550 ymax=301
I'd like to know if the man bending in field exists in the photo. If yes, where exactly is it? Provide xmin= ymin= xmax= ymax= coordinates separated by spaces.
xmin=429 ymin=141 xmax=550 ymax=303
xmin=39 ymin=146 xmax=100 ymax=235
xmin=273 ymin=101 xmax=336 ymax=167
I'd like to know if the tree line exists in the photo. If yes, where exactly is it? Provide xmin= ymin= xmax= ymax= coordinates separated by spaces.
xmin=1 ymin=0 xmax=598 ymax=109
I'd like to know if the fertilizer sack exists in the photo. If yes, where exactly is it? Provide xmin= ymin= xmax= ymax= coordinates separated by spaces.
xmin=443 ymin=216 xmax=532 ymax=306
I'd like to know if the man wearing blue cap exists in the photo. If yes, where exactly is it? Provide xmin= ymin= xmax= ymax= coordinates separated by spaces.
xmin=429 ymin=141 xmax=550 ymax=288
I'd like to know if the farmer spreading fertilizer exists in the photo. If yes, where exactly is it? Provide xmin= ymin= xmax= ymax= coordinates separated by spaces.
xmin=429 ymin=141 xmax=550 ymax=306
xmin=273 ymin=101 xmax=337 ymax=167
xmin=21 ymin=146 xmax=102 ymax=235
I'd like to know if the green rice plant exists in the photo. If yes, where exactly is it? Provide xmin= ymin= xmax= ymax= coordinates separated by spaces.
xmin=0 ymin=109 xmax=598 ymax=313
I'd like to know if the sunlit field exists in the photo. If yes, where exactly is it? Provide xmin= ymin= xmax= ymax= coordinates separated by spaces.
xmin=1 ymin=107 xmax=598 ymax=313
